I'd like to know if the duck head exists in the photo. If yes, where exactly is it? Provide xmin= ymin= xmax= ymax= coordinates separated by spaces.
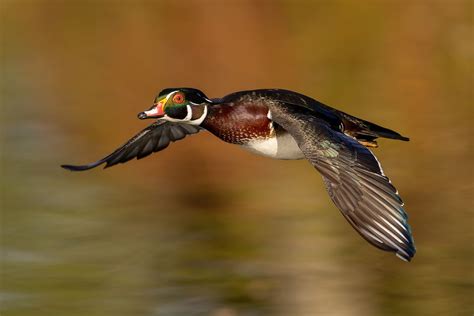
xmin=138 ymin=88 xmax=212 ymax=125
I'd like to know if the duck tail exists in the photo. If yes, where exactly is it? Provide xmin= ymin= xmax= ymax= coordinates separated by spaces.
xmin=339 ymin=113 xmax=409 ymax=143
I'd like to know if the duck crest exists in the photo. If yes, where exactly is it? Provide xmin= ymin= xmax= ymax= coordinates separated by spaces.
xmin=202 ymin=96 xmax=274 ymax=144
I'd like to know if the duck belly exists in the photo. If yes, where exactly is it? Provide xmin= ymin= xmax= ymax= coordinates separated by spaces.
xmin=241 ymin=131 xmax=305 ymax=160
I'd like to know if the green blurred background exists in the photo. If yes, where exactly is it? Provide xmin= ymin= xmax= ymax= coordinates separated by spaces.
xmin=1 ymin=1 xmax=472 ymax=315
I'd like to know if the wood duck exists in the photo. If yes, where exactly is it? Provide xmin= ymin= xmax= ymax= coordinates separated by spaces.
xmin=62 ymin=88 xmax=416 ymax=261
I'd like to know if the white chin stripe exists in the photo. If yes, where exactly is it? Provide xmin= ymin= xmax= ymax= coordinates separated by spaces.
xmin=161 ymin=101 xmax=207 ymax=125
xmin=184 ymin=105 xmax=193 ymax=120
xmin=163 ymin=105 xmax=207 ymax=125
xmin=163 ymin=105 xmax=193 ymax=123
xmin=189 ymin=105 xmax=208 ymax=125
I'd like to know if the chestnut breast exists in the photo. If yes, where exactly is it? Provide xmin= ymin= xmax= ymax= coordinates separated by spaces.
xmin=202 ymin=100 xmax=273 ymax=144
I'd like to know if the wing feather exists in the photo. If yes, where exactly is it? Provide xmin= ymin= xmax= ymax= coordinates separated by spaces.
xmin=61 ymin=121 xmax=200 ymax=171
xmin=269 ymin=104 xmax=416 ymax=261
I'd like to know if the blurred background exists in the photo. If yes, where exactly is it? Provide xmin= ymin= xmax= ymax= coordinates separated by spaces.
xmin=1 ymin=1 xmax=472 ymax=315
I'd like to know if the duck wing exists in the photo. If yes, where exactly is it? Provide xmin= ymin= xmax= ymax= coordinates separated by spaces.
xmin=268 ymin=104 xmax=416 ymax=261
xmin=61 ymin=121 xmax=200 ymax=171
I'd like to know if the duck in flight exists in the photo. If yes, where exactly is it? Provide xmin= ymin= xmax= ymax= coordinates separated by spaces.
xmin=62 ymin=88 xmax=416 ymax=261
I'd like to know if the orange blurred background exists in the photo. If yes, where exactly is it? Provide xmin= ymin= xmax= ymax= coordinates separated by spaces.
xmin=2 ymin=1 xmax=472 ymax=315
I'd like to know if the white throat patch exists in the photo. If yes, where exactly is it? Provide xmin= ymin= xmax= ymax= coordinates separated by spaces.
xmin=162 ymin=105 xmax=207 ymax=125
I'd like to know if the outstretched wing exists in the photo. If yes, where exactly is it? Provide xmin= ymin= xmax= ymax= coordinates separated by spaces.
xmin=269 ymin=104 xmax=415 ymax=261
xmin=61 ymin=121 xmax=200 ymax=171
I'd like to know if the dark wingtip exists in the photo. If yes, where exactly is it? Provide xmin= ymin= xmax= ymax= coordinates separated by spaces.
xmin=396 ymin=248 xmax=415 ymax=262
xmin=61 ymin=160 xmax=105 ymax=171
xmin=395 ymin=239 xmax=416 ymax=262
xmin=61 ymin=164 xmax=92 ymax=171
xmin=399 ymin=136 xmax=410 ymax=142
xmin=61 ymin=164 xmax=82 ymax=171
xmin=396 ymin=253 xmax=411 ymax=262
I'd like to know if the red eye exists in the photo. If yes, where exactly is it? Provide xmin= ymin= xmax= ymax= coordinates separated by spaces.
xmin=173 ymin=93 xmax=185 ymax=104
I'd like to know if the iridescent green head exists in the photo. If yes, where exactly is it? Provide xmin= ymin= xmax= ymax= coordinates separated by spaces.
xmin=138 ymin=88 xmax=212 ymax=124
